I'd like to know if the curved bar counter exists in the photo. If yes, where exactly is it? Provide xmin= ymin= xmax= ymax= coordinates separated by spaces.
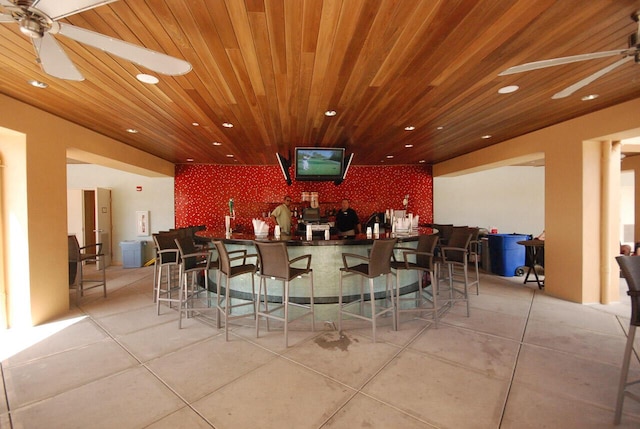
xmin=196 ymin=230 xmax=429 ymax=304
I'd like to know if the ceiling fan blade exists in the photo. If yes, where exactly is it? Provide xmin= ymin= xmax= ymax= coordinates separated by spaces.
xmin=57 ymin=22 xmax=192 ymax=76
xmin=33 ymin=0 xmax=117 ymax=20
xmin=32 ymin=32 xmax=84 ymax=81
xmin=551 ymin=56 xmax=633 ymax=99
xmin=0 ymin=0 xmax=15 ymax=20
xmin=499 ymin=49 xmax=627 ymax=76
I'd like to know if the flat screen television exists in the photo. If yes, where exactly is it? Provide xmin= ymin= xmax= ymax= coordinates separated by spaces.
xmin=295 ymin=147 xmax=345 ymax=181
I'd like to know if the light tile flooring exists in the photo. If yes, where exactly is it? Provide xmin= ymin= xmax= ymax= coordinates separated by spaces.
xmin=2 ymin=266 xmax=640 ymax=428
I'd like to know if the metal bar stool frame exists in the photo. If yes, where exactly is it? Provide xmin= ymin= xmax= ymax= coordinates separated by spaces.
xmin=614 ymin=255 xmax=640 ymax=425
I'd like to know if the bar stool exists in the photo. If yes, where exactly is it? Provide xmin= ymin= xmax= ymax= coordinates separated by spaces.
xmin=212 ymin=240 xmax=257 ymax=341
xmin=254 ymin=241 xmax=315 ymax=347
xmin=390 ymin=234 xmax=439 ymax=329
xmin=437 ymin=229 xmax=472 ymax=316
xmin=175 ymin=237 xmax=217 ymax=328
xmin=153 ymin=232 xmax=180 ymax=314
xmin=467 ymin=227 xmax=481 ymax=295
xmin=614 ymin=256 xmax=640 ymax=425
xmin=338 ymin=238 xmax=397 ymax=342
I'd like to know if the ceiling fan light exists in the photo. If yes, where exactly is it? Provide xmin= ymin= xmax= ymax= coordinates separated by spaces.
xmin=19 ymin=17 xmax=44 ymax=38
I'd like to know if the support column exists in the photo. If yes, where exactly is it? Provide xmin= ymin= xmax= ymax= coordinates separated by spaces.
xmin=544 ymin=138 xmax=602 ymax=302
xmin=601 ymin=140 xmax=621 ymax=304
xmin=0 ymin=127 xmax=69 ymax=327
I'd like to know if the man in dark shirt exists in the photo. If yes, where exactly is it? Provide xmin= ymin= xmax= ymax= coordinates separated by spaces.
xmin=336 ymin=199 xmax=360 ymax=236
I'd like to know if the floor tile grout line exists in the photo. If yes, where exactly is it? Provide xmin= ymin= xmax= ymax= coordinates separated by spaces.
xmin=0 ymin=364 xmax=14 ymax=429
xmin=497 ymin=287 xmax=536 ymax=428
xmin=80 ymin=279 xmax=221 ymax=428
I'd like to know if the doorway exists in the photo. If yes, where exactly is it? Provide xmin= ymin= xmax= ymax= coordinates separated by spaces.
xmin=67 ymin=187 xmax=112 ymax=268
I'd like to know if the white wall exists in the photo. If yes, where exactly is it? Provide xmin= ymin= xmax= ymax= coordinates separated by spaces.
xmin=434 ymin=166 xmax=545 ymax=236
xmin=67 ymin=164 xmax=175 ymax=265
xmin=621 ymin=170 xmax=634 ymax=245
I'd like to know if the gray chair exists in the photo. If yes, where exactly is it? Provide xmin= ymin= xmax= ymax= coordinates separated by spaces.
xmin=614 ymin=256 xmax=640 ymax=425
xmin=153 ymin=232 xmax=180 ymax=313
xmin=175 ymin=236 xmax=217 ymax=328
xmin=254 ymin=241 xmax=315 ymax=347
xmin=438 ymin=228 xmax=472 ymax=316
xmin=391 ymin=234 xmax=440 ymax=328
xmin=68 ymin=234 xmax=106 ymax=300
xmin=212 ymin=240 xmax=257 ymax=341
xmin=338 ymin=238 xmax=397 ymax=342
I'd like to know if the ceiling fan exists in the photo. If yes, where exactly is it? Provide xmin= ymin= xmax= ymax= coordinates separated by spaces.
xmin=499 ymin=11 xmax=639 ymax=99
xmin=0 ymin=0 xmax=191 ymax=81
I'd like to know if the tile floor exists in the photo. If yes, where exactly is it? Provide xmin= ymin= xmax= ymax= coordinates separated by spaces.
xmin=2 ymin=265 xmax=640 ymax=428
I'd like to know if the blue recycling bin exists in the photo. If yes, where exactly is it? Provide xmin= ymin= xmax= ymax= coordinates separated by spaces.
xmin=488 ymin=234 xmax=529 ymax=277
xmin=120 ymin=240 xmax=145 ymax=268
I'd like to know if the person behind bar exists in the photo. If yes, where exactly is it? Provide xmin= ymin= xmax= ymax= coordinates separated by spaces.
xmin=336 ymin=199 xmax=360 ymax=237
xmin=271 ymin=195 xmax=292 ymax=235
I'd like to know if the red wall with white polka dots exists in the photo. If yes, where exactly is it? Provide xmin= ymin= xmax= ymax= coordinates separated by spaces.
xmin=175 ymin=164 xmax=433 ymax=232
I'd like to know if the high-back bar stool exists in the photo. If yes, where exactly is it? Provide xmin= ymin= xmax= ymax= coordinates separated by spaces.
xmin=614 ymin=255 xmax=640 ymax=425
xmin=338 ymin=238 xmax=397 ymax=342
xmin=467 ymin=227 xmax=481 ymax=295
xmin=390 ymin=234 xmax=439 ymax=329
xmin=153 ymin=232 xmax=180 ymax=314
xmin=212 ymin=240 xmax=257 ymax=341
xmin=175 ymin=237 xmax=218 ymax=328
xmin=254 ymin=241 xmax=315 ymax=347
xmin=437 ymin=229 xmax=472 ymax=316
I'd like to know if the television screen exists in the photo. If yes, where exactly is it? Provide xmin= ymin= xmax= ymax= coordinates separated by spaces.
xmin=295 ymin=147 xmax=345 ymax=181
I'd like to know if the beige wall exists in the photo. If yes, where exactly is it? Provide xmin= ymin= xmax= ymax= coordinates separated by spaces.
xmin=435 ymin=97 xmax=640 ymax=303
xmin=0 ymin=94 xmax=173 ymax=327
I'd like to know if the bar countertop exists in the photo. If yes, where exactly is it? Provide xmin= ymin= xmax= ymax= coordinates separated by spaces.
xmin=195 ymin=229 xmax=426 ymax=246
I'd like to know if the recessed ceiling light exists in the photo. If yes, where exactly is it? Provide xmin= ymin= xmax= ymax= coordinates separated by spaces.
xmin=226 ymin=154 xmax=234 ymax=157
xmin=126 ymin=128 xmax=138 ymax=133
xmin=192 ymin=122 xmax=199 ymax=126
xmin=419 ymin=160 xmax=426 ymax=163
xmin=222 ymin=122 xmax=234 ymax=128
xmin=212 ymin=141 xmax=222 ymax=146
xmin=136 ymin=73 xmax=159 ymax=84
xmin=324 ymin=110 xmax=337 ymax=117
xmin=386 ymin=155 xmax=394 ymax=158
xmin=405 ymin=144 xmax=413 ymax=148
xmin=481 ymin=135 xmax=492 ymax=139
xmin=498 ymin=85 xmax=519 ymax=94
xmin=28 ymin=79 xmax=48 ymax=88
xmin=404 ymin=126 xmax=416 ymax=131
xmin=186 ymin=158 xmax=194 ymax=162
xmin=581 ymin=94 xmax=599 ymax=101
xmin=436 ymin=126 xmax=444 ymax=130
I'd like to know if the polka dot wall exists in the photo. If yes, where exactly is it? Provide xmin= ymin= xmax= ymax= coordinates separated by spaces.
xmin=174 ymin=164 xmax=433 ymax=232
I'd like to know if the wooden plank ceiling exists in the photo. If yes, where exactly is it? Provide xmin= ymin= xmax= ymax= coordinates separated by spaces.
xmin=1 ymin=0 xmax=640 ymax=166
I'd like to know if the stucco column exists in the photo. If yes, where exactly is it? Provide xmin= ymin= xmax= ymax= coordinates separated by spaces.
xmin=601 ymin=141 xmax=621 ymax=304
xmin=544 ymin=138 xmax=603 ymax=302
xmin=0 ymin=127 xmax=69 ymax=327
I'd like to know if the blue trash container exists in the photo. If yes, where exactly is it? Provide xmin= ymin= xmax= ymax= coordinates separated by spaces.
xmin=120 ymin=240 xmax=145 ymax=268
xmin=488 ymin=234 xmax=529 ymax=277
